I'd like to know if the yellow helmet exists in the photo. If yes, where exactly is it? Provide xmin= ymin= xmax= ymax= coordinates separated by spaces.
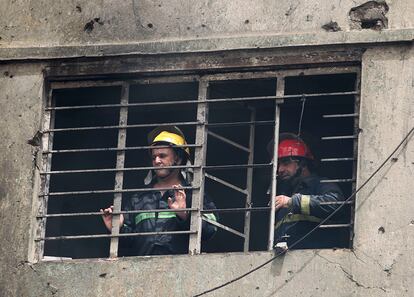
xmin=147 ymin=126 xmax=190 ymax=157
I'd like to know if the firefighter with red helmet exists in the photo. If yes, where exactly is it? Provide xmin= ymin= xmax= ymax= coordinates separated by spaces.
xmin=270 ymin=133 xmax=347 ymax=249
xmin=101 ymin=126 xmax=217 ymax=255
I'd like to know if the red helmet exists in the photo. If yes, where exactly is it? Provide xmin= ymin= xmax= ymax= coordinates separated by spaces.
xmin=278 ymin=138 xmax=314 ymax=160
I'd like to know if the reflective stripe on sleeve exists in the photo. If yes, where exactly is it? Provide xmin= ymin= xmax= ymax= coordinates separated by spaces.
xmin=300 ymin=195 xmax=311 ymax=216
xmin=275 ymin=214 xmax=322 ymax=230
xmin=202 ymin=213 xmax=217 ymax=222
xmin=135 ymin=212 xmax=177 ymax=225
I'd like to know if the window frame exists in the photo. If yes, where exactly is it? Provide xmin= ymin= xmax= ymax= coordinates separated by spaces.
xmin=34 ymin=65 xmax=361 ymax=261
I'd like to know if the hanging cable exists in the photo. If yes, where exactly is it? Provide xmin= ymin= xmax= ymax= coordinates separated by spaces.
xmin=297 ymin=95 xmax=306 ymax=137
xmin=193 ymin=126 xmax=414 ymax=297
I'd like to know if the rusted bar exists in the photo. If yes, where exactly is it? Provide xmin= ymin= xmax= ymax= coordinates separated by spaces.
xmin=320 ymin=178 xmax=356 ymax=183
xmin=318 ymin=224 xmax=351 ymax=229
xmin=321 ymin=135 xmax=358 ymax=140
xmin=323 ymin=113 xmax=359 ymax=118
xmin=208 ymin=131 xmax=250 ymax=152
xmin=201 ymin=207 xmax=270 ymax=213
xmin=205 ymin=173 xmax=247 ymax=195
xmin=44 ymin=91 xmax=358 ymax=112
xmin=36 ymin=87 xmax=55 ymax=261
xmin=41 ymin=185 xmax=196 ymax=197
xmin=207 ymin=120 xmax=274 ymax=128
xmin=38 ymin=208 xmax=198 ymax=218
xmin=188 ymin=79 xmax=208 ymax=255
xmin=244 ymin=107 xmax=256 ymax=252
xmin=202 ymin=217 xmax=246 ymax=238
xmin=319 ymin=201 xmax=354 ymax=205
xmin=350 ymin=70 xmax=361 ymax=248
xmin=41 ymin=164 xmax=199 ymax=175
xmin=44 ymin=121 xmax=202 ymax=133
xmin=205 ymin=163 xmax=272 ymax=170
xmin=268 ymin=77 xmax=283 ymax=250
xmin=44 ymin=144 xmax=200 ymax=154
xmin=320 ymin=157 xmax=355 ymax=162
xmin=38 ymin=230 xmax=195 ymax=241
xmin=109 ymin=83 xmax=128 ymax=258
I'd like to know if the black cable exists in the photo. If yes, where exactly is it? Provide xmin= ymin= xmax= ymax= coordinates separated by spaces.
xmin=193 ymin=126 xmax=414 ymax=297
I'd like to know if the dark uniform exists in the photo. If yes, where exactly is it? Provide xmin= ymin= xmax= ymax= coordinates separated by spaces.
xmin=275 ymin=174 xmax=348 ymax=249
xmin=119 ymin=185 xmax=217 ymax=256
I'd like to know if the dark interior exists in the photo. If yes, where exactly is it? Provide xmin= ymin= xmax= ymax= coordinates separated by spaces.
xmin=44 ymin=72 xmax=357 ymax=259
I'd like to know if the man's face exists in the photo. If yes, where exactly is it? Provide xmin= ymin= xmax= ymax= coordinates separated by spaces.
xmin=277 ymin=158 xmax=300 ymax=181
xmin=151 ymin=147 xmax=180 ymax=178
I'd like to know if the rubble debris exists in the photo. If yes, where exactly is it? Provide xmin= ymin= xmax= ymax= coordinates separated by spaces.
xmin=349 ymin=1 xmax=389 ymax=30
xmin=378 ymin=226 xmax=385 ymax=234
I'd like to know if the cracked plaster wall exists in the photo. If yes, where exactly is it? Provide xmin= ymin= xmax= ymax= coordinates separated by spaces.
xmin=0 ymin=1 xmax=413 ymax=297
xmin=0 ymin=0 xmax=412 ymax=49
xmin=0 ymin=45 xmax=413 ymax=297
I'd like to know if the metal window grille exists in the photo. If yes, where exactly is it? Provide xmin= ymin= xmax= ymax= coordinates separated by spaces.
xmin=35 ymin=67 xmax=360 ymax=260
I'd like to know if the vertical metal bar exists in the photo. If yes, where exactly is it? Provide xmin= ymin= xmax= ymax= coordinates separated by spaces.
xmin=188 ymin=79 xmax=209 ymax=255
xmin=243 ymin=108 xmax=256 ymax=252
xmin=349 ymin=70 xmax=361 ymax=248
xmin=268 ymin=77 xmax=283 ymax=250
xmin=37 ymin=88 xmax=55 ymax=261
xmin=109 ymin=83 xmax=129 ymax=258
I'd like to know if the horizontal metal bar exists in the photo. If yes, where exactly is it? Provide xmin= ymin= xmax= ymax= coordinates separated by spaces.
xmin=202 ymin=217 xmax=246 ymax=238
xmin=319 ymin=201 xmax=354 ymax=205
xmin=321 ymin=135 xmax=358 ymax=140
xmin=205 ymin=163 xmax=272 ymax=170
xmin=41 ymin=164 xmax=199 ymax=175
xmin=44 ymin=121 xmax=202 ymax=133
xmin=323 ymin=113 xmax=359 ymax=118
xmin=200 ymin=207 xmax=270 ymax=213
xmin=37 ymin=230 xmax=195 ymax=241
xmin=205 ymin=173 xmax=247 ymax=195
xmin=207 ymin=120 xmax=274 ymax=128
xmin=37 ymin=208 xmax=198 ymax=218
xmin=208 ymin=131 xmax=250 ymax=152
xmin=44 ymin=144 xmax=201 ymax=154
xmin=320 ymin=157 xmax=355 ymax=162
xmin=40 ymin=185 xmax=197 ymax=197
xmin=45 ymin=91 xmax=358 ymax=112
xmin=320 ymin=178 xmax=356 ymax=183
xmin=47 ymin=95 xmax=282 ymax=111
xmin=318 ymin=224 xmax=351 ymax=229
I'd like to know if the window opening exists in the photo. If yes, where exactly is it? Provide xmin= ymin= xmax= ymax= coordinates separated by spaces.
xmin=37 ymin=68 xmax=359 ymax=260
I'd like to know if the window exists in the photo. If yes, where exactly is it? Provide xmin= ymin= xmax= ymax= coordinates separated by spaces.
xmin=36 ymin=67 xmax=360 ymax=260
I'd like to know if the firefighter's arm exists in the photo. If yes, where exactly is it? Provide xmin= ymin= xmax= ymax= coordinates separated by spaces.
xmin=290 ymin=184 xmax=345 ymax=219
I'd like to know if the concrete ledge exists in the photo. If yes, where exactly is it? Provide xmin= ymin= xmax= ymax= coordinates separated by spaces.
xmin=0 ymin=29 xmax=413 ymax=61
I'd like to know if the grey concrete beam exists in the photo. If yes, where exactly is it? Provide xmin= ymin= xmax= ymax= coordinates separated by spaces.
xmin=0 ymin=29 xmax=413 ymax=61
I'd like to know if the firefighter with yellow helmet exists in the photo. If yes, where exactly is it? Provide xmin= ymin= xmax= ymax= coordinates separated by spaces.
xmin=101 ymin=126 xmax=217 ymax=256
xmin=270 ymin=133 xmax=347 ymax=249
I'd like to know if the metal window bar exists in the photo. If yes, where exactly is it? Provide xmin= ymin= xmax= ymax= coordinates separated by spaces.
xmin=109 ymin=83 xmax=128 ymax=258
xmin=349 ymin=70 xmax=361 ymax=247
xmin=244 ymin=107 xmax=256 ymax=251
xmin=37 ymin=88 xmax=55 ymax=261
xmin=268 ymin=77 xmax=283 ymax=250
xmin=43 ymin=91 xmax=357 ymax=112
xmin=39 ymin=69 xmax=360 ymax=259
xmin=188 ymin=79 xmax=209 ymax=255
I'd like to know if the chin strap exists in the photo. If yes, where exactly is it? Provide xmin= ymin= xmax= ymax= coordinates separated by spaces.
xmin=144 ymin=159 xmax=193 ymax=185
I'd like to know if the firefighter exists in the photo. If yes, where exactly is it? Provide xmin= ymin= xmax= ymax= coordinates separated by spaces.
xmin=269 ymin=133 xmax=347 ymax=249
xmin=101 ymin=126 xmax=217 ymax=255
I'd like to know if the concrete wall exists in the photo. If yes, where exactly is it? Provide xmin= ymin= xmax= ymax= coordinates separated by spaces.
xmin=0 ymin=0 xmax=413 ymax=296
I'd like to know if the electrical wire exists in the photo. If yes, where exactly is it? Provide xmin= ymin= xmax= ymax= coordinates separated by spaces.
xmin=297 ymin=95 xmax=307 ymax=137
xmin=193 ymin=126 xmax=414 ymax=297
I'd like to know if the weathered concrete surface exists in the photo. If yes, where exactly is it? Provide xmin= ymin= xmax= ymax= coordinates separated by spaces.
xmin=0 ymin=44 xmax=412 ymax=297
xmin=0 ymin=0 xmax=412 ymax=45
xmin=0 ymin=0 xmax=413 ymax=60
xmin=353 ymin=44 xmax=414 ymax=296
xmin=0 ymin=64 xmax=44 ymax=297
